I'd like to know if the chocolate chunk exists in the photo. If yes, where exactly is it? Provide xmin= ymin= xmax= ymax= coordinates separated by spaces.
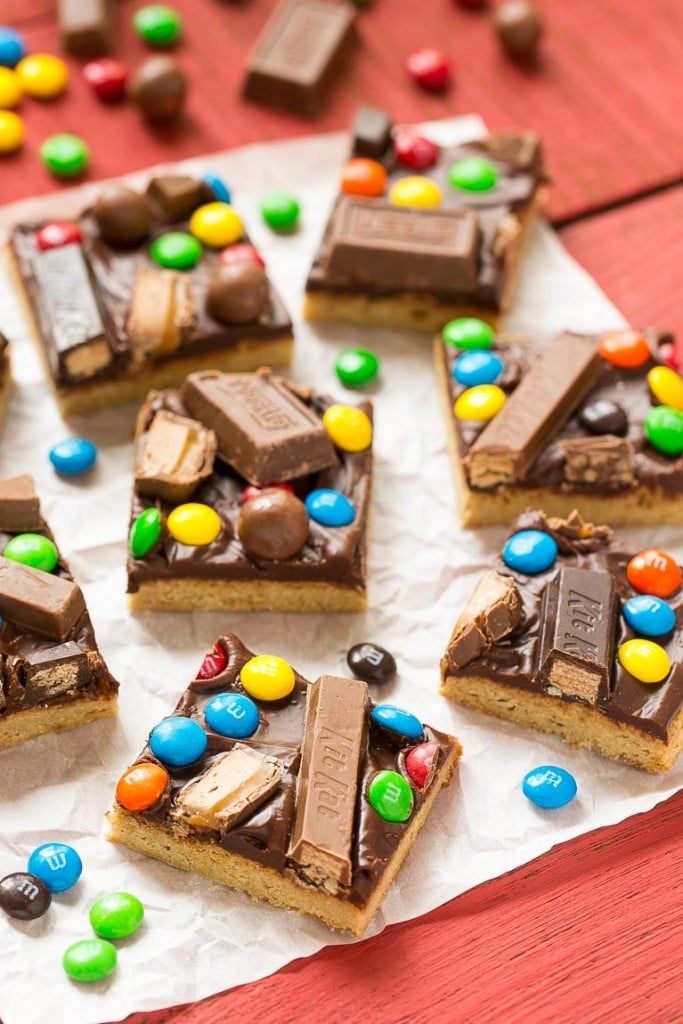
xmin=181 ymin=369 xmax=339 ymax=485
xmin=0 ymin=873 xmax=51 ymax=921
xmin=578 ymin=399 xmax=628 ymax=437
xmin=242 ymin=0 xmax=357 ymax=117
xmin=559 ymin=435 xmax=635 ymax=488
xmin=346 ymin=642 xmax=396 ymax=684
xmin=129 ymin=56 xmax=187 ymax=120
xmin=472 ymin=131 xmax=544 ymax=174
xmin=135 ymin=408 xmax=217 ymax=502
xmin=465 ymin=334 xmax=603 ymax=488
xmin=238 ymin=488 xmax=309 ymax=560
xmin=536 ymin=567 xmax=617 ymax=705
xmin=351 ymin=105 xmax=393 ymax=160
xmin=58 ymin=0 xmax=113 ymax=57
xmin=445 ymin=570 xmax=523 ymax=670
xmin=17 ymin=642 xmax=92 ymax=702
xmin=287 ymin=674 xmax=368 ymax=890
xmin=493 ymin=0 xmax=544 ymax=61
xmin=0 ymin=475 xmax=43 ymax=533
xmin=127 ymin=266 xmax=196 ymax=359
xmin=325 ymin=197 xmax=481 ymax=293
xmin=93 ymin=186 xmax=153 ymax=246
xmin=31 ymin=245 xmax=116 ymax=383
xmin=145 ymin=175 xmax=204 ymax=224
xmin=0 ymin=557 xmax=86 ymax=642
xmin=206 ymin=263 xmax=269 ymax=325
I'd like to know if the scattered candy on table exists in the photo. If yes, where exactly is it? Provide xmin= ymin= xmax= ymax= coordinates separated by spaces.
xmin=220 ymin=242 xmax=264 ymax=268
xmin=305 ymin=488 xmax=355 ymax=527
xmin=389 ymin=175 xmax=441 ymax=207
xmin=36 ymin=221 xmax=83 ymax=250
xmin=28 ymin=842 xmax=82 ymax=893
xmin=240 ymin=654 xmax=295 ymax=701
xmin=405 ymin=743 xmax=439 ymax=789
xmin=83 ymin=58 xmax=129 ymax=102
xmin=647 ymin=365 xmax=683 ymax=410
xmin=406 ymin=47 xmax=451 ymax=90
xmin=149 ymin=716 xmax=208 ymax=766
xmin=443 ymin=317 xmax=494 ymax=349
xmin=371 ymin=704 xmax=423 ymax=740
xmin=453 ymin=384 xmax=506 ymax=421
xmin=644 ymin=405 xmax=683 ymax=456
xmin=49 ymin=437 xmax=97 ymax=475
xmin=367 ymin=770 xmax=414 ymax=822
xmin=202 ymin=172 xmax=231 ymax=204
xmin=618 ymin=638 xmax=670 ymax=684
xmin=133 ymin=5 xmax=183 ymax=47
xmin=189 ymin=202 xmax=243 ymax=247
xmin=0 ymin=27 xmax=26 ymax=68
xmin=63 ymin=938 xmax=117 ymax=983
xmin=16 ymin=54 xmax=68 ymax=100
xmin=0 ymin=872 xmax=51 ymax=920
xmin=150 ymin=231 xmax=202 ymax=269
xmin=340 ymin=157 xmax=387 ymax=196
xmin=0 ymin=66 xmax=22 ymax=108
xmin=627 ymin=548 xmax=681 ymax=598
xmin=129 ymin=508 xmax=162 ymax=558
xmin=115 ymin=762 xmax=169 ymax=811
xmin=494 ymin=0 xmax=544 ymax=62
xmin=166 ymin=503 xmax=221 ymax=546
xmin=4 ymin=533 xmax=58 ymax=572
xmin=346 ymin=642 xmax=397 ymax=683
xmin=448 ymin=156 xmax=498 ymax=192
xmin=622 ymin=595 xmax=676 ymax=638
xmin=335 ymin=348 xmax=379 ymax=388
xmin=40 ymin=133 xmax=90 ymax=179
xmin=260 ymin=191 xmax=300 ymax=232
xmin=578 ymin=398 xmax=628 ymax=436
xmin=522 ymin=766 xmax=576 ymax=809
xmin=205 ymin=692 xmax=260 ymax=738
xmin=503 ymin=529 xmax=558 ymax=574
xmin=128 ymin=55 xmax=187 ymax=120
xmin=453 ymin=350 xmax=504 ymax=387
xmin=597 ymin=328 xmax=651 ymax=369
xmin=0 ymin=109 xmax=23 ymax=153
xmin=90 ymin=892 xmax=144 ymax=940
xmin=393 ymin=132 xmax=439 ymax=170
xmin=323 ymin=404 xmax=373 ymax=452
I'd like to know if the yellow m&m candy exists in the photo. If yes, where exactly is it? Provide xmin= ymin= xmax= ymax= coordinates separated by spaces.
xmin=240 ymin=655 xmax=295 ymax=701
xmin=167 ymin=503 xmax=221 ymax=546
xmin=454 ymin=384 xmax=506 ymax=422
xmin=323 ymin=404 xmax=373 ymax=452
xmin=647 ymin=365 xmax=683 ymax=412
xmin=16 ymin=54 xmax=68 ymax=100
xmin=388 ymin=175 xmax=441 ymax=208
xmin=618 ymin=638 xmax=670 ymax=684
xmin=189 ymin=202 xmax=243 ymax=248
xmin=0 ymin=110 xmax=23 ymax=154
xmin=0 ymin=67 xmax=22 ymax=109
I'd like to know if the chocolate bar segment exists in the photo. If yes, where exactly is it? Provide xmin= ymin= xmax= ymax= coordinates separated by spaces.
xmin=146 ymin=176 xmax=205 ymax=224
xmin=135 ymin=409 xmax=217 ymax=502
xmin=58 ymin=0 xmax=113 ymax=56
xmin=445 ymin=570 xmax=523 ymax=669
xmin=325 ymin=199 xmax=481 ymax=294
xmin=287 ymin=674 xmax=368 ymax=890
xmin=352 ymin=106 xmax=393 ymax=160
xmin=242 ymin=0 xmax=357 ymax=116
xmin=535 ymin=567 xmax=618 ymax=705
xmin=0 ymin=476 xmax=43 ymax=533
xmin=559 ymin=435 xmax=635 ymax=488
xmin=465 ymin=334 xmax=603 ymax=488
xmin=0 ymin=558 xmax=86 ymax=642
xmin=181 ymin=370 xmax=338 ymax=485
xmin=172 ymin=745 xmax=283 ymax=832
xmin=17 ymin=642 xmax=92 ymax=702
xmin=127 ymin=266 xmax=196 ymax=359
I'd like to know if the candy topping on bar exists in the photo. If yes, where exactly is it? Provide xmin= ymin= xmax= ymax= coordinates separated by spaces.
xmin=622 ymin=595 xmax=675 ymax=638
xmin=322 ymin=404 xmax=372 ymax=452
xmin=149 ymin=716 xmax=208 ymax=767
xmin=173 ymin=746 xmax=283 ymax=833
xmin=389 ymin=176 xmax=442 ymax=208
xmin=240 ymin=654 xmax=295 ymax=701
xmin=305 ymin=488 xmax=354 ymax=526
xmin=627 ymin=549 xmax=680 ymax=597
xmin=371 ymin=704 xmax=423 ymax=741
xmin=237 ymin=488 xmax=309 ymax=560
xmin=129 ymin=508 xmax=162 ymax=558
xmin=116 ymin=763 xmax=169 ymax=812
xmin=340 ymin=158 xmax=387 ymax=197
xmin=503 ymin=529 xmax=558 ymax=574
xmin=135 ymin=409 xmax=217 ymax=502
xmin=598 ymin=328 xmax=650 ymax=368
xmin=205 ymin=693 xmax=260 ymax=739
xmin=454 ymin=383 xmax=506 ymax=421
xmin=0 ymin=556 xmax=86 ymax=641
xmin=367 ymin=771 xmax=414 ymax=822
xmin=443 ymin=317 xmax=495 ymax=350
xmin=448 ymin=156 xmax=498 ymax=192
xmin=648 ymin=365 xmax=683 ymax=409
xmin=166 ymin=503 xmax=221 ymax=546
xmin=618 ymin=639 xmax=670 ymax=684
xmin=0 ymin=475 xmax=43 ymax=532
xmin=454 ymin=350 xmax=505 ymax=387
xmin=644 ymin=405 xmax=683 ymax=456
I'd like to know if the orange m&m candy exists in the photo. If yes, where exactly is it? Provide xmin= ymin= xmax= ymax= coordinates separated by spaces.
xmin=340 ymin=158 xmax=387 ymax=197
xmin=627 ymin=548 xmax=681 ymax=598
xmin=115 ymin=762 xmax=169 ymax=811
xmin=598 ymin=329 xmax=651 ymax=369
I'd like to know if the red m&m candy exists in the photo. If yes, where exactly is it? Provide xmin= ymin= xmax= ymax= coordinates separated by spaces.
xmin=340 ymin=157 xmax=387 ymax=197
xmin=36 ymin=221 xmax=83 ymax=250
xmin=406 ymin=48 xmax=451 ymax=91
xmin=405 ymin=742 xmax=439 ymax=789
xmin=83 ymin=59 xmax=128 ymax=102
xmin=196 ymin=643 xmax=227 ymax=680
xmin=115 ymin=762 xmax=169 ymax=811
xmin=219 ymin=243 xmax=265 ymax=269
xmin=394 ymin=132 xmax=439 ymax=171
xmin=627 ymin=548 xmax=681 ymax=598
xmin=242 ymin=482 xmax=294 ymax=502
xmin=598 ymin=329 xmax=651 ymax=369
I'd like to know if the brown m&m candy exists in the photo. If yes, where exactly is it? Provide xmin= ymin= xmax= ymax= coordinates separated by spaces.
xmin=493 ymin=1 xmax=543 ymax=61
xmin=93 ymin=186 xmax=153 ymax=245
xmin=128 ymin=55 xmax=187 ymax=120
xmin=206 ymin=262 xmax=269 ymax=325
xmin=578 ymin=399 xmax=628 ymax=437
xmin=238 ymin=488 xmax=309 ymax=560
xmin=0 ymin=872 xmax=52 ymax=920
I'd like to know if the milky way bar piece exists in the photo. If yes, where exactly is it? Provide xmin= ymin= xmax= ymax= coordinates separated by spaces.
xmin=445 ymin=570 xmax=523 ymax=670
xmin=326 ymin=199 xmax=481 ymax=294
xmin=32 ymin=245 xmax=115 ymax=382
xmin=127 ymin=266 xmax=195 ymax=359
xmin=17 ymin=642 xmax=92 ymax=702
xmin=351 ymin=106 xmax=393 ymax=160
xmin=146 ymin=175 xmax=205 ymax=224
xmin=0 ymin=557 xmax=86 ymax=642
xmin=135 ymin=409 xmax=217 ymax=502
xmin=465 ymin=334 xmax=603 ymax=488
xmin=173 ymin=745 xmax=283 ymax=832
xmin=58 ymin=0 xmax=113 ymax=56
xmin=536 ymin=567 xmax=618 ymax=705
xmin=0 ymin=475 xmax=43 ymax=533
xmin=287 ymin=674 xmax=368 ymax=890
xmin=181 ymin=370 xmax=338 ymax=485
xmin=243 ymin=0 xmax=357 ymax=116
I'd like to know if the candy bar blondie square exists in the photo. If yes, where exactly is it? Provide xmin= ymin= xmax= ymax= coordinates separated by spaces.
xmin=440 ymin=509 xmax=683 ymax=772
xmin=127 ymin=368 xmax=372 ymax=612
xmin=304 ymin=106 xmax=547 ymax=332
xmin=0 ymin=475 xmax=118 ymax=748
xmin=9 ymin=173 xmax=293 ymax=417
xmin=106 ymin=633 xmax=461 ymax=936
xmin=435 ymin=325 xmax=683 ymax=526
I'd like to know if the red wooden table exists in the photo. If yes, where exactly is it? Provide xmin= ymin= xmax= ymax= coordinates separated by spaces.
xmin=3 ymin=2 xmax=683 ymax=1022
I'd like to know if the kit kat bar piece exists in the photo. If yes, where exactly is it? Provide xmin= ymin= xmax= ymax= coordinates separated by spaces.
xmin=287 ymin=674 xmax=368 ymax=889
xmin=0 ymin=475 xmax=43 ymax=532
xmin=464 ymin=333 xmax=604 ymax=488
xmin=444 ymin=570 xmax=523 ymax=670
xmin=242 ymin=0 xmax=357 ymax=117
xmin=16 ymin=642 xmax=92 ymax=702
xmin=325 ymin=198 xmax=481 ymax=293
xmin=58 ymin=0 xmax=113 ymax=56
xmin=135 ymin=408 xmax=217 ymax=502
xmin=535 ymin=567 xmax=618 ymax=705
xmin=0 ymin=557 xmax=86 ymax=642
xmin=181 ymin=369 xmax=338 ymax=485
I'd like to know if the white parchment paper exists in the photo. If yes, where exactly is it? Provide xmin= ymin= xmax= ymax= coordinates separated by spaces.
xmin=0 ymin=118 xmax=680 ymax=1024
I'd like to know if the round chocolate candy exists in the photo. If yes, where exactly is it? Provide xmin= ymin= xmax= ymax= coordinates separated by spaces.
xmin=4 ymin=533 xmax=58 ymax=573
xmin=205 ymin=692 xmax=260 ymax=739
xmin=128 ymin=55 xmax=187 ymax=120
xmin=578 ymin=398 xmax=628 ymax=437
xmin=503 ymin=529 xmax=557 ymax=575
xmin=335 ymin=348 xmax=379 ymax=388
xmin=206 ymin=262 xmax=268 ymax=325
xmin=149 ymin=716 xmax=208 ymax=767
xmin=28 ymin=842 xmax=82 ymax=893
xmin=83 ymin=58 xmax=128 ymax=102
xmin=0 ymin=872 xmax=51 ymax=920
xmin=150 ymin=231 xmax=202 ymax=270
xmin=522 ymin=766 xmax=577 ymax=809
xmin=94 ymin=186 xmax=153 ymax=246
xmin=63 ymin=939 xmax=117 ymax=984
xmin=40 ymin=134 xmax=89 ymax=179
xmin=371 ymin=704 xmax=423 ymax=741
xmin=90 ymin=892 xmax=144 ymax=940
xmin=129 ymin=507 xmax=162 ymax=558
xmin=0 ymin=27 xmax=26 ymax=68
xmin=133 ymin=5 xmax=182 ymax=47
xmin=346 ymin=642 xmax=396 ymax=684
xmin=237 ymin=488 xmax=309 ymax=561
xmin=49 ymin=437 xmax=97 ymax=475
xmin=367 ymin=770 xmax=414 ymax=822
xmin=305 ymin=489 xmax=355 ymax=527
xmin=493 ymin=1 xmax=544 ymax=61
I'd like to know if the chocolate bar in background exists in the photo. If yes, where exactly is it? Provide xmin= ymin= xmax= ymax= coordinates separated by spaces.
xmin=58 ymin=0 xmax=114 ymax=56
xmin=0 ymin=557 xmax=86 ymax=642
xmin=0 ymin=476 xmax=43 ymax=533
xmin=242 ymin=0 xmax=357 ymax=116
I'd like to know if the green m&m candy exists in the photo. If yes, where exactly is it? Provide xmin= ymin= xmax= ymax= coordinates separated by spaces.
xmin=40 ymin=133 xmax=89 ymax=179
xmin=367 ymin=770 xmax=414 ymax=823
xmin=90 ymin=892 xmax=144 ymax=940
xmin=260 ymin=191 xmax=300 ymax=232
xmin=63 ymin=938 xmax=117 ymax=983
xmin=150 ymin=231 xmax=202 ymax=270
xmin=4 ymin=533 xmax=58 ymax=572
xmin=130 ymin=508 xmax=162 ymax=558
xmin=335 ymin=348 xmax=380 ymax=388
xmin=448 ymin=156 xmax=498 ymax=192
xmin=442 ymin=317 xmax=494 ymax=350
xmin=644 ymin=405 xmax=683 ymax=457
xmin=133 ymin=5 xmax=182 ymax=47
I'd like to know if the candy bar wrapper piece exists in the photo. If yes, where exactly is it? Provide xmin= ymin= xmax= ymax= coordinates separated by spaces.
xmin=444 ymin=570 xmax=523 ymax=670
xmin=146 ymin=176 xmax=205 ymax=224
xmin=559 ymin=435 xmax=635 ymax=488
xmin=181 ymin=369 xmax=338 ymax=485
xmin=465 ymin=333 xmax=604 ymax=488
xmin=0 ymin=475 xmax=43 ymax=532
xmin=242 ymin=0 xmax=357 ymax=117
xmin=172 ymin=745 xmax=283 ymax=832
xmin=32 ymin=245 xmax=117 ymax=382
xmin=535 ymin=567 xmax=618 ymax=705
xmin=0 ymin=557 xmax=86 ymax=642
xmin=135 ymin=409 xmax=217 ymax=502
xmin=11 ymin=642 xmax=92 ymax=702
xmin=287 ymin=674 xmax=368 ymax=891
xmin=126 ymin=266 xmax=196 ymax=359
xmin=351 ymin=106 xmax=393 ymax=160
xmin=58 ymin=0 xmax=113 ymax=57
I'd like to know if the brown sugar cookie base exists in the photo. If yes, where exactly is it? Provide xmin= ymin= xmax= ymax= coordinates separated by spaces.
xmin=129 ymin=578 xmax=366 ymax=613
xmin=0 ymin=692 xmax=117 ymax=749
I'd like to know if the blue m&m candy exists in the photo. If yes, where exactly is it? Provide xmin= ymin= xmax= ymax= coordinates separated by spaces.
xmin=305 ymin=489 xmax=355 ymax=527
xmin=202 ymin=172 xmax=231 ymax=204
xmin=371 ymin=704 xmax=423 ymax=741
xmin=49 ymin=438 xmax=98 ymax=476
xmin=28 ymin=842 xmax=82 ymax=893
xmin=149 ymin=716 xmax=207 ymax=767
xmin=522 ymin=765 xmax=577 ymax=809
xmin=453 ymin=350 xmax=504 ymax=387
xmin=622 ymin=594 xmax=676 ymax=638
xmin=205 ymin=692 xmax=259 ymax=739
xmin=503 ymin=530 xmax=558 ymax=575
xmin=0 ymin=28 xmax=26 ymax=68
